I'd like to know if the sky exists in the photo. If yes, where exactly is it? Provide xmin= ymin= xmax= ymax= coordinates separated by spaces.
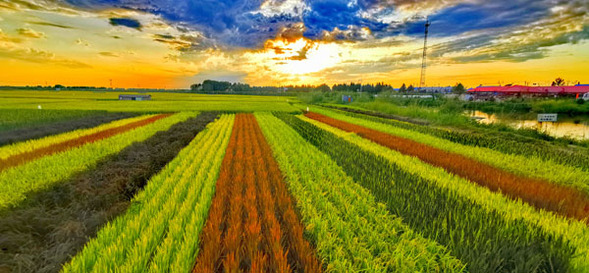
xmin=0 ymin=0 xmax=588 ymax=89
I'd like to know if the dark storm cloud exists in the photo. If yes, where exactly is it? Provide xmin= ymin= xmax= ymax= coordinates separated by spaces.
xmin=302 ymin=0 xmax=386 ymax=39
xmin=64 ymin=0 xmax=298 ymax=47
xmin=403 ymin=0 xmax=549 ymax=37
xmin=60 ymin=0 xmax=587 ymax=57
xmin=62 ymin=0 xmax=387 ymax=46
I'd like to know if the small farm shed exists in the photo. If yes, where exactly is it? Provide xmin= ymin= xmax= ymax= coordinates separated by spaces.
xmin=119 ymin=94 xmax=151 ymax=101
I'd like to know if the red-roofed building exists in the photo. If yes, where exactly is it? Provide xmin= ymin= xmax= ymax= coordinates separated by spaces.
xmin=467 ymin=84 xmax=589 ymax=98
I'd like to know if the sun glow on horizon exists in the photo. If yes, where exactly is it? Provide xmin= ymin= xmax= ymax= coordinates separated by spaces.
xmin=261 ymin=38 xmax=342 ymax=75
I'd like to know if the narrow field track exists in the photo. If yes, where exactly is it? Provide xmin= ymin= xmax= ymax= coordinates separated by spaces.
xmin=305 ymin=111 xmax=589 ymax=223
xmin=0 ymin=114 xmax=171 ymax=171
xmin=193 ymin=113 xmax=321 ymax=273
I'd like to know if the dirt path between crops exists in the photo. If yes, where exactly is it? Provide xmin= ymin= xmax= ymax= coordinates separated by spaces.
xmin=193 ymin=113 xmax=321 ymax=273
xmin=306 ymin=111 xmax=589 ymax=223
xmin=0 ymin=114 xmax=171 ymax=172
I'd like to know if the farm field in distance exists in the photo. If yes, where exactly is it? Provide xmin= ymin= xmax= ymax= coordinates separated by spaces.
xmin=1 ymin=90 xmax=589 ymax=273
xmin=0 ymin=90 xmax=298 ymax=112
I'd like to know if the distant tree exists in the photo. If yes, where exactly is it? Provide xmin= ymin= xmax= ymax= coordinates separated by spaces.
xmin=407 ymin=85 xmax=414 ymax=92
xmin=452 ymin=83 xmax=466 ymax=94
xmin=399 ymin=83 xmax=407 ymax=92
xmin=315 ymin=84 xmax=331 ymax=92
xmin=201 ymin=80 xmax=232 ymax=92
xmin=232 ymin=82 xmax=251 ymax=91
xmin=190 ymin=83 xmax=201 ymax=91
xmin=552 ymin=77 xmax=565 ymax=86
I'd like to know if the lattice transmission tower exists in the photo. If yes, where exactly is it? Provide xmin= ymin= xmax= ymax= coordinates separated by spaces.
xmin=419 ymin=17 xmax=431 ymax=91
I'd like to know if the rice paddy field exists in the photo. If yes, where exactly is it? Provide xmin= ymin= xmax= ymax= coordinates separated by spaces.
xmin=1 ymin=90 xmax=589 ymax=273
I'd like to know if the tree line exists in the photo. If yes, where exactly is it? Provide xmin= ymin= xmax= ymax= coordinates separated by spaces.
xmin=191 ymin=80 xmax=467 ymax=94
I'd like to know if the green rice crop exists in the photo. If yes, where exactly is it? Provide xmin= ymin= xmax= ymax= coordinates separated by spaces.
xmin=0 ymin=109 xmax=111 ymax=131
xmin=62 ymin=114 xmax=234 ymax=273
xmin=317 ymin=105 xmax=589 ymax=171
xmin=310 ymin=107 xmax=589 ymax=195
xmin=303 ymin=114 xmax=589 ymax=271
xmin=0 ymin=112 xmax=194 ymax=209
xmin=275 ymin=112 xmax=576 ymax=273
xmin=0 ymin=90 xmax=297 ymax=112
xmin=256 ymin=112 xmax=465 ymax=273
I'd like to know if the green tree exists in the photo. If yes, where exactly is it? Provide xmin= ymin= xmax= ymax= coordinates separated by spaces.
xmin=399 ymin=83 xmax=407 ymax=92
xmin=453 ymin=83 xmax=466 ymax=94
xmin=407 ymin=85 xmax=414 ymax=92
xmin=315 ymin=84 xmax=331 ymax=92
xmin=190 ymin=83 xmax=201 ymax=91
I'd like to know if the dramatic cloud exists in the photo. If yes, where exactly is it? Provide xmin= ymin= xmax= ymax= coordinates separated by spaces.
xmin=0 ymin=0 xmax=587 ymax=88
xmin=254 ymin=0 xmax=308 ymax=17
xmin=28 ymin=21 xmax=74 ymax=29
xmin=109 ymin=17 xmax=142 ymax=30
xmin=0 ymin=46 xmax=91 ymax=68
xmin=17 ymin=27 xmax=46 ymax=38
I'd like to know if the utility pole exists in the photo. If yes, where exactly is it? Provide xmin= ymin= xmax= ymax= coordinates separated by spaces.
xmin=419 ymin=17 xmax=431 ymax=91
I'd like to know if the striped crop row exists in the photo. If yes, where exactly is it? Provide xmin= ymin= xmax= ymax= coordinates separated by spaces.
xmin=0 ymin=114 xmax=156 ymax=159
xmin=275 ymin=112 xmax=575 ymax=273
xmin=301 ymin=114 xmax=589 ymax=271
xmin=0 ymin=112 xmax=194 ymax=209
xmin=305 ymin=111 xmax=589 ymax=221
xmin=62 ymin=114 xmax=234 ymax=273
xmin=0 ymin=114 xmax=171 ymax=171
xmin=256 ymin=113 xmax=465 ymax=273
xmin=193 ymin=113 xmax=321 ymax=272
xmin=309 ymin=107 xmax=589 ymax=195
xmin=318 ymin=104 xmax=589 ymax=171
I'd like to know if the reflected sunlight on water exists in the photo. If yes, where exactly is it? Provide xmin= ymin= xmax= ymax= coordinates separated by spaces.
xmin=468 ymin=110 xmax=589 ymax=140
